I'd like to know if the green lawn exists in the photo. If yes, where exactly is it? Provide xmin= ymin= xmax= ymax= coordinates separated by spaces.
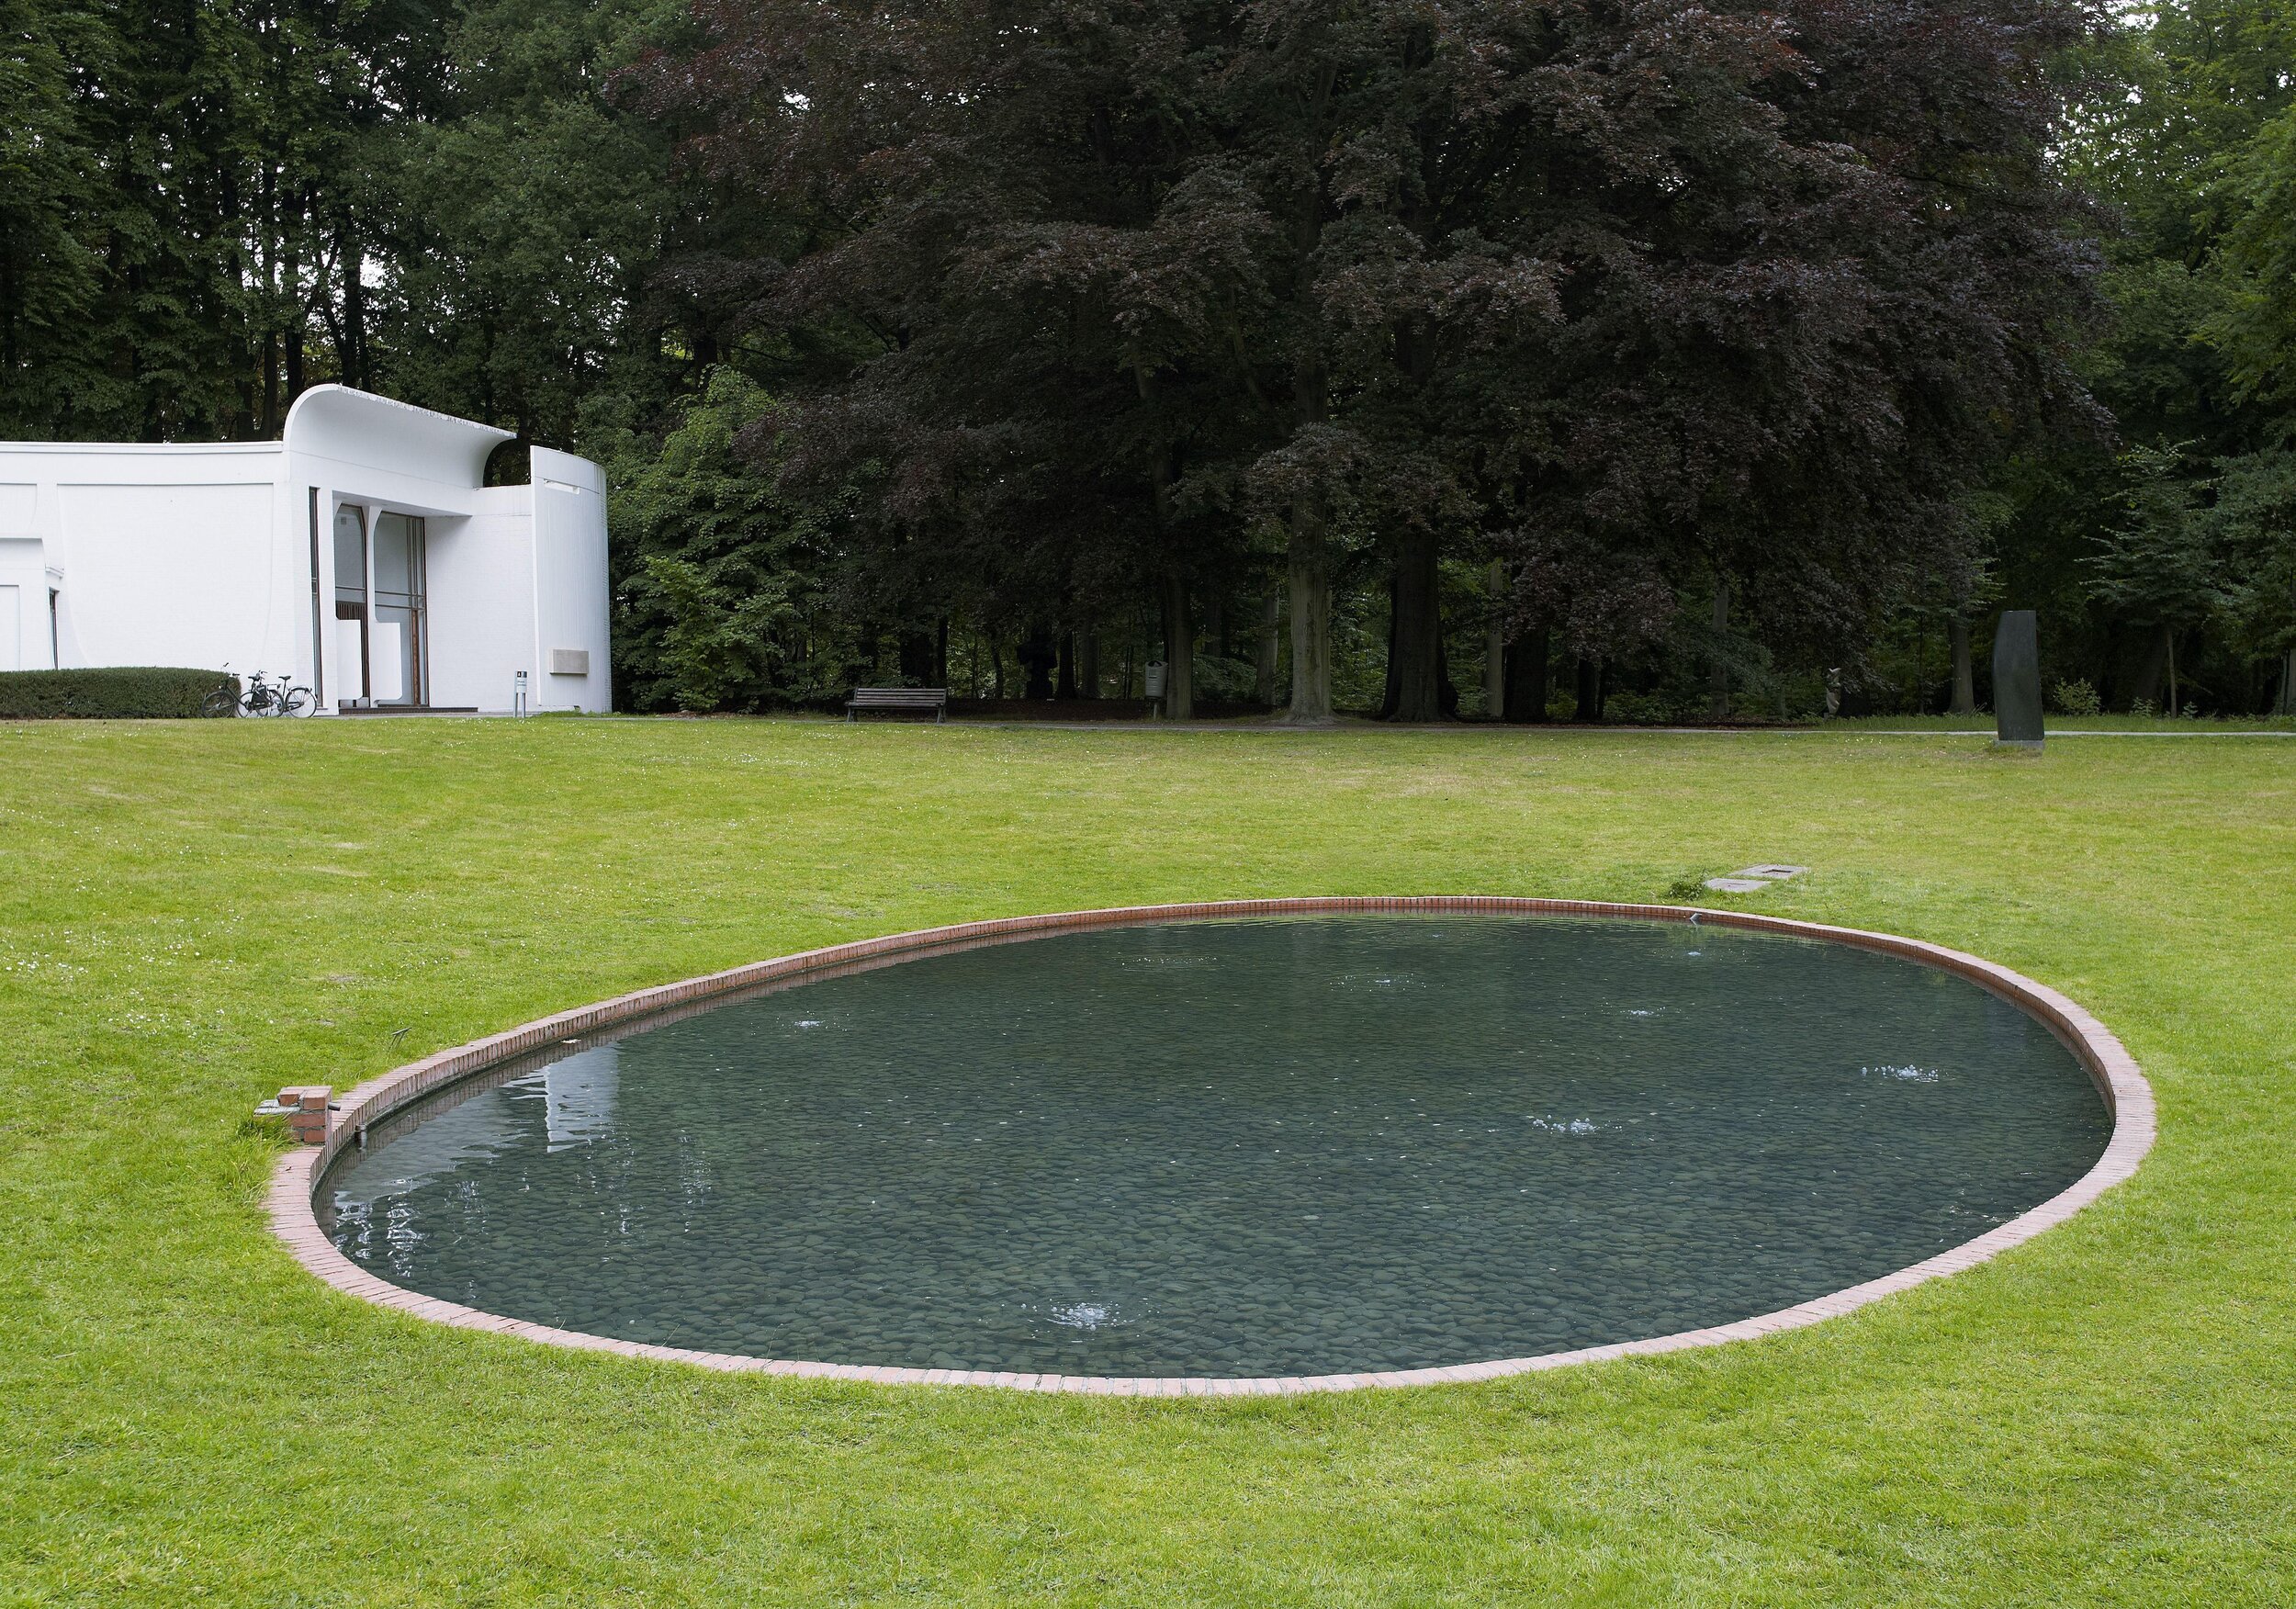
xmin=1821 ymin=712 xmax=2294 ymax=733
xmin=3 ymin=717 xmax=2291 ymax=1606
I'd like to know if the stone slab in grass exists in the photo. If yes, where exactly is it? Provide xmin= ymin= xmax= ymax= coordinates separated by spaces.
xmin=1705 ymin=864 xmax=1810 ymax=893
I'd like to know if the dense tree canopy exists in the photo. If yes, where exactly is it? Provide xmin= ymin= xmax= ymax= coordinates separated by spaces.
xmin=2020 ymin=0 xmax=2296 ymax=714
xmin=0 ymin=0 xmax=694 ymax=445
xmin=5 ymin=0 xmax=2290 ymax=717
xmin=632 ymin=0 xmax=2104 ymax=719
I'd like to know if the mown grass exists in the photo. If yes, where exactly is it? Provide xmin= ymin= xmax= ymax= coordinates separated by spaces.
xmin=1821 ymin=712 xmax=2294 ymax=733
xmin=1 ymin=716 xmax=2290 ymax=1606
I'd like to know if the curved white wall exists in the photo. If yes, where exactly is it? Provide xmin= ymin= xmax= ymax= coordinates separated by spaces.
xmin=0 ymin=387 xmax=611 ymax=712
xmin=530 ymin=447 xmax=611 ymax=713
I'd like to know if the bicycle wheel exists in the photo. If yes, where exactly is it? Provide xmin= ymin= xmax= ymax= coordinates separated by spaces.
xmin=281 ymin=686 xmax=313 ymax=717
xmin=200 ymin=687 xmax=239 ymax=718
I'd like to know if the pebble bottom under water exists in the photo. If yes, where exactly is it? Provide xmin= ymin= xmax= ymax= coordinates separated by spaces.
xmin=321 ymin=915 xmax=2110 ymax=1377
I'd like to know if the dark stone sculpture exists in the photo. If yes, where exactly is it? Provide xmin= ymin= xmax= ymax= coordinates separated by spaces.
xmin=1993 ymin=609 xmax=2044 ymax=747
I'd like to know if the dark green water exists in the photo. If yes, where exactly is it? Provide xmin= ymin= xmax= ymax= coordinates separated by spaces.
xmin=321 ymin=916 xmax=2110 ymax=1378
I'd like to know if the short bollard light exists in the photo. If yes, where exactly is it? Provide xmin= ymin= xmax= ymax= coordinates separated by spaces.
xmin=255 ymin=1086 xmax=332 ymax=1145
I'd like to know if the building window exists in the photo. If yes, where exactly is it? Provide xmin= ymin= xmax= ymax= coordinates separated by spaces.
xmin=332 ymin=503 xmax=368 ymax=700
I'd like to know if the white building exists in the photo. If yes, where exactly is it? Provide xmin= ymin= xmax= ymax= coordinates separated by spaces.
xmin=0 ymin=385 xmax=610 ymax=713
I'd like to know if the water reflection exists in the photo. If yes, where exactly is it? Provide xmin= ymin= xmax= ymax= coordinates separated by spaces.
xmin=545 ymin=1046 xmax=620 ymax=1151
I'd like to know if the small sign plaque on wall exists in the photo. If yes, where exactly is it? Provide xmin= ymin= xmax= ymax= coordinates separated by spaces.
xmin=548 ymin=647 xmax=590 ymax=676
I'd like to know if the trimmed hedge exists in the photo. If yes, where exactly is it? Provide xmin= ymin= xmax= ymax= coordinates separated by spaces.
xmin=0 ymin=668 xmax=236 ymax=719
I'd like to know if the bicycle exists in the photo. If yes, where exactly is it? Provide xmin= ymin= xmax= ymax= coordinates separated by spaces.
xmin=244 ymin=669 xmax=314 ymax=717
xmin=199 ymin=669 xmax=242 ymax=717
xmin=202 ymin=667 xmax=312 ymax=717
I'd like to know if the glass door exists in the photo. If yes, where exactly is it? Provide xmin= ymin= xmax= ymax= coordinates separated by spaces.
xmin=371 ymin=512 xmax=427 ymax=706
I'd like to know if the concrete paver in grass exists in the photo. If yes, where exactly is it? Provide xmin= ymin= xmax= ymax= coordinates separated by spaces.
xmin=1705 ymin=864 xmax=1810 ymax=893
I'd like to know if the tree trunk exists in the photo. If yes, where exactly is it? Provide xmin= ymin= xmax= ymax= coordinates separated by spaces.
xmin=1076 ymin=630 xmax=1099 ymax=700
xmin=1055 ymin=633 xmax=1077 ymax=699
xmin=1949 ymin=616 xmax=1976 ymax=714
xmin=1286 ymin=507 xmax=1334 ymax=723
xmin=1255 ymin=592 xmax=1280 ymax=708
xmin=2165 ymin=624 xmax=2178 ymax=715
xmin=1708 ymin=582 xmax=1729 ymax=721
xmin=1020 ymin=629 xmax=1056 ymax=700
xmin=1285 ymin=332 xmax=1333 ymax=723
xmin=2128 ymin=628 xmax=2167 ymax=710
xmin=1504 ymin=625 xmax=1549 ymax=722
xmin=1384 ymin=529 xmax=1446 ymax=722
xmin=1162 ymin=575 xmax=1195 ymax=720
xmin=898 ymin=630 xmax=937 ymax=686
xmin=339 ymin=217 xmax=367 ymax=389
xmin=1379 ymin=578 xmax=1400 ymax=718
xmin=1574 ymin=656 xmax=1602 ymax=722
xmin=1131 ymin=353 xmax=1193 ymax=718
xmin=1483 ymin=561 xmax=1506 ymax=720
xmin=2279 ymin=647 xmax=2296 ymax=716
xmin=261 ymin=331 xmax=279 ymax=439
xmin=282 ymin=218 xmax=303 ymax=406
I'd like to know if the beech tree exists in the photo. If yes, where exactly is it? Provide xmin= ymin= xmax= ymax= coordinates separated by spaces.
xmin=1468 ymin=0 xmax=2101 ymax=716
xmin=641 ymin=0 xmax=2101 ymax=720
xmin=630 ymin=0 xmax=1258 ymax=715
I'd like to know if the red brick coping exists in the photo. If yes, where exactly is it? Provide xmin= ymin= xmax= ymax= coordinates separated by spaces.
xmin=267 ymin=897 xmax=2155 ymax=1394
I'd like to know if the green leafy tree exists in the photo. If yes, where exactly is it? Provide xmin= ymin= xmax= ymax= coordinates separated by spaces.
xmin=0 ymin=0 xmax=106 ymax=434
xmin=2207 ymin=436 xmax=2296 ymax=712
xmin=373 ymin=0 xmax=685 ymax=448
xmin=2209 ymin=107 xmax=2296 ymax=406
xmin=2008 ymin=0 xmax=2296 ymax=712
xmin=2201 ymin=74 xmax=2296 ymax=713
xmin=2085 ymin=442 xmax=2226 ymax=711
xmin=604 ymin=368 xmax=847 ymax=711
xmin=1 ymin=0 xmax=458 ymax=439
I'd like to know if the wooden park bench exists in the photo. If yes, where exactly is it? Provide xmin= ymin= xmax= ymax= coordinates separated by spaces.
xmin=846 ymin=686 xmax=948 ymax=723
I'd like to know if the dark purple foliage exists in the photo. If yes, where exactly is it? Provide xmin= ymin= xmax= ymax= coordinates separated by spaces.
xmin=628 ymin=0 xmax=2104 ymax=692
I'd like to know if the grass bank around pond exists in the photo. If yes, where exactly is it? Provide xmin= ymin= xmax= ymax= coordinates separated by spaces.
xmin=2 ymin=717 xmax=2290 ymax=1606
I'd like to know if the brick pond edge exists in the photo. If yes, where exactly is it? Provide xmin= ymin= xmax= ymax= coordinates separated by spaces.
xmin=265 ymin=897 xmax=2155 ymax=1394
